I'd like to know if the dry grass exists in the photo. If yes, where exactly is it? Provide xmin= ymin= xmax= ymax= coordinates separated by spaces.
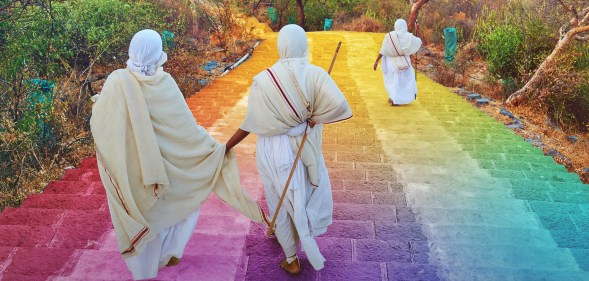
xmin=334 ymin=15 xmax=386 ymax=33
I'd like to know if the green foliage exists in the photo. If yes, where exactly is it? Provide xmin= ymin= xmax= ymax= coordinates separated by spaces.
xmin=476 ymin=23 xmax=523 ymax=80
xmin=573 ymin=45 xmax=589 ymax=70
xmin=474 ymin=3 xmax=554 ymax=84
xmin=0 ymin=0 xmax=171 ymax=206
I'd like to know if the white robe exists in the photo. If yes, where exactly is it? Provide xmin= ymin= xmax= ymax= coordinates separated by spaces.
xmin=380 ymin=29 xmax=422 ymax=105
xmin=382 ymin=56 xmax=417 ymax=105
xmin=241 ymin=63 xmax=352 ymax=270
xmin=124 ymin=209 xmax=200 ymax=280
xmin=91 ymin=68 xmax=263 ymax=280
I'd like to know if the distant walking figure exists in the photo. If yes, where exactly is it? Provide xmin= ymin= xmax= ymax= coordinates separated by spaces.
xmin=90 ymin=29 xmax=264 ymax=280
xmin=373 ymin=19 xmax=422 ymax=106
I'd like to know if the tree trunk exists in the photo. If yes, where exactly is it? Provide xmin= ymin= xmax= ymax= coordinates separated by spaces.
xmin=408 ymin=0 xmax=429 ymax=32
xmin=296 ymin=0 xmax=305 ymax=30
xmin=506 ymin=24 xmax=589 ymax=105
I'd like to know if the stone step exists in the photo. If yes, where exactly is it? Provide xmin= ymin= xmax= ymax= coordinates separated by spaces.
xmin=43 ymin=181 xmax=102 ymax=195
xmin=21 ymin=194 xmax=105 ymax=210
xmin=0 ymin=225 xmax=55 ymax=247
xmin=333 ymin=203 xmax=396 ymax=221
xmin=61 ymin=168 xmax=101 ymax=182
xmin=439 ymin=266 xmax=589 ymax=281
xmin=52 ymin=249 xmax=242 ymax=281
xmin=429 ymin=243 xmax=581 ymax=271
xmin=410 ymin=207 xmax=541 ymax=229
xmin=421 ymin=224 xmax=556 ymax=247
xmin=395 ymin=163 xmax=498 ymax=180
xmin=78 ymin=157 xmax=98 ymax=169
xmin=1 ymin=247 xmax=75 ymax=280
xmin=0 ymin=208 xmax=65 ymax=227
xmin=404 ymin=183 xmax=513 ymax=199
xmin=405 ymin=193 xmax=530 ymax=212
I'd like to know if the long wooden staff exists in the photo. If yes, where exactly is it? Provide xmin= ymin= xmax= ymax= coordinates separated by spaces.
xmin=266 ymin=41 xmax=342 ymax=237
xmin=414 ymin=21 xmax=419 ymax=83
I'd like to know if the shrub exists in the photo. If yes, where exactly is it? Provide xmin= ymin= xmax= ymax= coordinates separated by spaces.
xmin=0 ymin=0 xmax=170 ymax=210
xmin=475 ymin=23 xmax=523 ymax=80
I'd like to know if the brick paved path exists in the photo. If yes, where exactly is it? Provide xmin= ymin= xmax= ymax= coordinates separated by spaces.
xmin=0 ymin=31 xmax=588 ymax=281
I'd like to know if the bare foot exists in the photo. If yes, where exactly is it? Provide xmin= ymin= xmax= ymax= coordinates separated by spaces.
xmin=166 ymin=256 xmax=181 ymax=267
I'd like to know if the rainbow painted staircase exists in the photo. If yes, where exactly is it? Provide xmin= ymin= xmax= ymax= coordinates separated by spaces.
xmin=0 ymin=32 xmax=588 ymax=281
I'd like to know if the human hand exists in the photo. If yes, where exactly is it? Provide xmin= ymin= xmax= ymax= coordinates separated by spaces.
xmin=373 ymin=62 xmax=378 ymax=71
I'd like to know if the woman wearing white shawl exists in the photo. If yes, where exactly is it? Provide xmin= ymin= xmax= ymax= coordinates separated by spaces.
xmin=226 ymin=24 xmax=352 ymax=274
xmin=90 ymin=29 xmax=264 ymax=280
xmin=373 ymin=19 xmax=422 ymax=105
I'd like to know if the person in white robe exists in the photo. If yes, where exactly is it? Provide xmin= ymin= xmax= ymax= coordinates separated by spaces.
xmin=373 ymin=19 xmax=422 ymax=106
xmin=90 ymin=29 xmax=265 ymax=280
xmin=226 ymin=24 xmax=353 ymax=274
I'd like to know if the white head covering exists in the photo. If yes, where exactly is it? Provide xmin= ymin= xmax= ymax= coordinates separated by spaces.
xmin=395 ymin=19 xmax=408 ymax=33
xmin=277 ymin=24 xmax=309 ymax=95
xmin=126 ymin=29 xmax=168 ymax=76
xmin=380 ymin=19 xmax=421 ymax=58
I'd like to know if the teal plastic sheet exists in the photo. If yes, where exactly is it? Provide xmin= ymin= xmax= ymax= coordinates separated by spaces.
xmin=324 ymin=18 xmax=333 ymax=31
xmin=444 ymin=27 xmax=457 ymax=62
xmin=162 ymin=30 xmax=175 ymax=50
xmin=20 ymin=79 xmax=55 ymax=138
xmin=268 ymin=7 xmax=278 ymax=25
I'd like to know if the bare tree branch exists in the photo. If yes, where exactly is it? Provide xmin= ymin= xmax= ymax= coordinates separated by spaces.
xmin=408 ymin=0 xmax=429 ymax=32
xmin=506 ymin=5 xmax=589 ymax=105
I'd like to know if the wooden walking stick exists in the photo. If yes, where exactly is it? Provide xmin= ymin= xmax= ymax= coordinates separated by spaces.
xmin=328 ymin=41 xmax=342 ymax=74
xmin=266 ymin=41 xmax=342 ymax=237
xmin=414 ymin=20 xmax=419 ymax=83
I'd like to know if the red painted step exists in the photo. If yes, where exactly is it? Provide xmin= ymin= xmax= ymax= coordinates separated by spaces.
xmin=20 ymin=194 xmax=105 ymax=210
xmin=0 ymin=208 xmax=65 ymax=227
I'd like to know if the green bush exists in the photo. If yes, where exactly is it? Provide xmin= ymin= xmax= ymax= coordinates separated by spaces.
xmin=476 ymin=23 xmax=522 ymax=80
xmin=0 ymin=0 xmax=171 ymax=206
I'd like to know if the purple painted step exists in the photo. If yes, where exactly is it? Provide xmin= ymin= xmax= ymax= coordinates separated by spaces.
xmin=245 ymin=255 xmax=317 ymax=281
xmin=355 ymin=239 xmax=411 ymax=263
xmin=21 ymin=194 xmax=105 ymax=210
xmin=319 ymin=260 xmax=382 ymax=281
xmin=333 ymin=203 xmax=396 ymax=221
xmin=245 ymin=235 xmax=353 ymax=262
xmin=387 ymin=262 xmax=441 ymax=281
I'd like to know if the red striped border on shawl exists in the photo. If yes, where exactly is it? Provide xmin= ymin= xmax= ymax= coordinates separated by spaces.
xmin=266 ymin=68 xmax=301 ymax=120
xmin=325 ymin=114 xmax=353 ymax=125
xmin=122 ymin=227 xmax=150 ymax=255
xmin=387 ymin=33 xmax=411 ymax=68
xmin=96 ymin=154 xmax=130 ymax=215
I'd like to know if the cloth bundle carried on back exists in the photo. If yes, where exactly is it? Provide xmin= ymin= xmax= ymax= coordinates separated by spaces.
xmin=380 ymin=19 xmax=422 ymax=72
